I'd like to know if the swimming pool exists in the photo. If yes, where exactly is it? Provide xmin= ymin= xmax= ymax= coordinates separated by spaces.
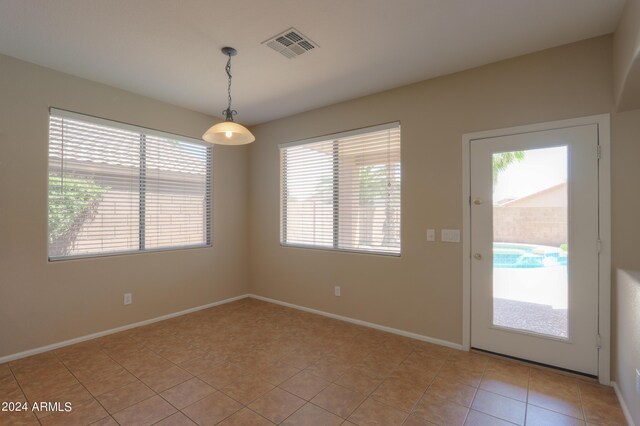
xmin=493 ymin=243 xmax=567 ymax=268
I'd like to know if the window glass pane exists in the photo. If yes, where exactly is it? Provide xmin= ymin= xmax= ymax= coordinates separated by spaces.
xmin=337 ymin=131 xmax=401 ymax=253
xmin=492 ymin=146 xmax=568 ymax=338
xmin=49 ymin=116 xmax=140 ymax=257
xmin=145 ymin=135 xmax=211 ymax=249
xmin=280 ymin=124 xmax=401 ymax=255
xmin=48 ymin=111 xmax=212 ymax=259
xmin=282 ymin=142 xmax=334 ymax=247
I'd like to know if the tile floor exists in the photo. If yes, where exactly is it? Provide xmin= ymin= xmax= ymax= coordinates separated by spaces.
xmin=0 ymin=299 xmax=627 ymax=425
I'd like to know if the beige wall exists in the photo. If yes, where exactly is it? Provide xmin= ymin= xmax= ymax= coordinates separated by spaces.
xmin=0 ymin=54 xmax=250 ymax=358
xmin=248 ymin=36 xmax=613 ymax=345
xmin=611 ymin=108 xmax=640 ymax=401
xmin=611 ymin=108 xmax=640 ymax=271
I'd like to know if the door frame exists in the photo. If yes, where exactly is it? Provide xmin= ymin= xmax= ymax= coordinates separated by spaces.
xmin=461 ymin=114 xmax=611 ymax=384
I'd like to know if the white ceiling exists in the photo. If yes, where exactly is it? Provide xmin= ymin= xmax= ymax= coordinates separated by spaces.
xmin=0 ymin=0 xmax=626 ymax=125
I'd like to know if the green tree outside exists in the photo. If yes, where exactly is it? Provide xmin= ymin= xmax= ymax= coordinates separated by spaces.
xmin=48 ymin=175 xmax=108 ymax=252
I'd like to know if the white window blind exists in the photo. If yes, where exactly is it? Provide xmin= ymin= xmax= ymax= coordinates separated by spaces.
xmin=48 ymin=109 xmax=212 ymax=260
xmin=280 ymin=123 xmax=401 ymax=255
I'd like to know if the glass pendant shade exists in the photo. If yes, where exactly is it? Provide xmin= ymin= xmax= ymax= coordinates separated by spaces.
xmin=202 ymin=121 xmax=255 ymax=145
xmin=203 ymin=46 xmax=254 ymax=145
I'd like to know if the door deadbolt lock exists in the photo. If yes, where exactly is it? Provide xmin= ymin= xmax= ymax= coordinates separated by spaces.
xmin=473 ymin=253 xmax=482 ymax=260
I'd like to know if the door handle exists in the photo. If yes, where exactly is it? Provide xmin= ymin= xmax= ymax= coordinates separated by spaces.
xmin=473 ymin=253 xmax=482 ymax=260
xmin=473 ymin=198 xmax=483 ymax=205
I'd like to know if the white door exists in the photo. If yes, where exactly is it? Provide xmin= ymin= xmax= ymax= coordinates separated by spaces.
xmin=470 ymin=125 xmax=600 ymax=375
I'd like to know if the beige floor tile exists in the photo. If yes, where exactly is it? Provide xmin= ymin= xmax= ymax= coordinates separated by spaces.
xmin=279 ymin=370 xmax=330 ymax=400
xmin=425 ymin=375 xmax=477 ymax=407
xmin=217 ymin=407 xmax=274 ymax=425
xmin=81 ymin=368 xmax=137 ymax=397
xmin=181 ymin=391 xmax=243 ymax=425
xmin=354 ymin=357 xmax=398 ymax=380
xmin=578 ymin=382 xmax=627 ymax=425
xmin=248 ymin=388 xmax=306 ymax=424
xmin=471 ymin=389 xmax=525 ymax=425
xmin=279 ymin=350 xmax=321 ymax=370
xmin=437 ymin=361 xmax=485 ymax=389
xmin=413 ymin=392 xmax=469 ymax=426
xmin=160 ymin=377 xmax=215 ymax=409
xmin=281 ymin=403 xmax=343 ymax=425
xmin=525 ymin=404 xmax=586 ymax=426
xmin=370 ymin=377 xmax=425 ymax=411
xmin=412 ymin=342 xmax=456 ymax=360
xmin=198 ymin=362 xmax=248 ymax=389
xmin=311 ymin=383 xmax=366 ymax=418
xmin=0 ymin=407 xmax=40 ymax=425
xmin=388 ymin=364 xmax=437 ymax=390
xmin=154 ymin=411 xmax=198 ymax=425
xmin=403 ymin=412 xmax=439 ymax=425
xmin=256 ymin=362 xmax=301 ymax=386
xmin=335 ymin=367 xmax=383 ymax=396
xmin=112 ymin=395 xmax=176 ymax=425
xmin=347 ymin=398 xmax=407 ymax=425
xmin=156 ymin=345 xmax=206 ymax=365
xmin=90 ymin=416 xmax=120 ymax=426
xmin=40 ymin=398 xmax=109 ymax=426
xmin=305 ymin=359 xmax=352 ymax=381
xmin=119 ymin=350 xmax=174 ymax=378
xmin=464 ymin=409 xmax=514 ymax=425
xmin=400 ymin=351 xmax=446 ymax=375
xmin=32 ymin=382 xmax=93 ymax=419
xmin=221 ymin=375 xmax=275 ymax=405
xmin=178 ymin=356 xmax=225 ymax=376
xmin=479 ymin=369 xmax=528 ymax=402
xmin=20 ymin=371 xmax=80 ymax=402
xmin=0 ymin=383 xmax=26 ymax=404
xmin=0 ymin=374 xmax=19 ymax=393
xmin=96 ymin=380 xmax=155 ymax=414
xmin=527 ymin=387 xmax=583 ymax=420
xmin=0 ymin=363 xmax=12 ymax=379
xmin=139 ymin=365 xmax=192 ymax=393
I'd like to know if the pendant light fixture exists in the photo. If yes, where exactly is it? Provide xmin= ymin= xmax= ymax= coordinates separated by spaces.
xmin=202 ymin=47 xmax=255 ymax=145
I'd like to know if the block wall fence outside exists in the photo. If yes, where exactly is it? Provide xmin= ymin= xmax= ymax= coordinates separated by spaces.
xmin=493 ymin=207 xmax=567 ymax=247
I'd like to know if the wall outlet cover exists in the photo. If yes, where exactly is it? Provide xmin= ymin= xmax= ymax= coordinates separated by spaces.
xmin=426 ymin=229 xmax=436 ymax=242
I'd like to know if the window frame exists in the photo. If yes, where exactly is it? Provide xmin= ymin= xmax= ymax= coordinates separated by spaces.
xmin=47 ymin=108 xmax=213 ymax=261
xmin=279 ymin=122 xmax=401 ymax=257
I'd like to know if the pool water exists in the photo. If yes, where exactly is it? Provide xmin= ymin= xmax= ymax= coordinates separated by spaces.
xmin=493 ymin=243 xmax=567 ymax=268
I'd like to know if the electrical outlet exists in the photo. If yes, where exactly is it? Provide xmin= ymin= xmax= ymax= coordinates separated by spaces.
xmin=124 ymin=293 xmax=132 ymax=305
xmin=426 ymin=229 xmax=436 ymax=242
xmin=334 ymin=286 xmax=341 ymax=297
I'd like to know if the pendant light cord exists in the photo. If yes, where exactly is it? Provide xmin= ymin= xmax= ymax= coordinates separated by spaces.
xmin=224 ymin=53 xmax=237 ymax=121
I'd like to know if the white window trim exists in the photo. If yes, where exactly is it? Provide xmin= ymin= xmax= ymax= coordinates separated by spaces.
xmin=280 ymin=122 xmax=401 ymax=257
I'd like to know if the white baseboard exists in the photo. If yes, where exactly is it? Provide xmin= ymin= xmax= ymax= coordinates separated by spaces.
xmin=248 ymin=294 xmax=463 ymax=350
xmin=0 ymin=294 xmax=250 ymax=364
xmin=612 ymin=381 xmax=636 ymax=426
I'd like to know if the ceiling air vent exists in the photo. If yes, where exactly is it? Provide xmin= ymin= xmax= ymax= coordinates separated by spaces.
xmin=262 ymin=28 xmax=318 ymax=59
